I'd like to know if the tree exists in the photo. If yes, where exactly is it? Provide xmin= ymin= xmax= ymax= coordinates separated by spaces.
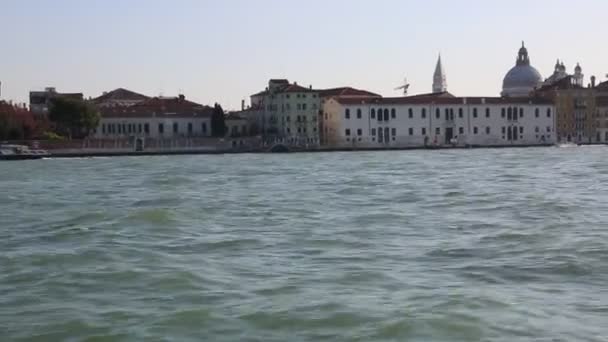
xmin=49 ymin=97 xmax=100 ymax=139
xmin=211 ymin=103 xmax=226 ymax=137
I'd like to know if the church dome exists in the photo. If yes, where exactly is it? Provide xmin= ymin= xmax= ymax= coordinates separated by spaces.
xmin=501 ymin=42 xmax=543 ymax=97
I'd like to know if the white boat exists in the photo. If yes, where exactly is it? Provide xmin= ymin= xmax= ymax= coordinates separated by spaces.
xmin=0 ymin=144 xmax=50 ymax=160
xmin=557 ymin=142 xmax=579 ymax=148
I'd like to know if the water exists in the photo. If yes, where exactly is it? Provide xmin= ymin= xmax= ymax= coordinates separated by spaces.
xmin=1 ymin=148 xmax=607 ymax=341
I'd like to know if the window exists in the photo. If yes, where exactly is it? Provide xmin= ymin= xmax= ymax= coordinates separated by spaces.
xmin=422 ymin=127 xmax=426 ymax=135
xmin=502 ymin=108 xmax=506 ymax=118
xmin=286 ymin=94 xmax=290 ymax=99
xmin=409 ymin=128 xmax=414 ymax=135
xmin=486 ymin=108 xmax=490 ymax=118
xmin=188 ymin=122 xmax=193 ymax=135
xmin=535 ymin=126 xmax=539 ymax=133
xmin=436 ymin=108 xmax=440 ymax=119
xmin=473 ymin=126 xmax=478 ymax=134
xmin=102 ymin=124 xmax=106 ymax=134
xmin=547 ymin=126 xmax=551 ymax=133
xmin=520 ymin=108 xmax=524 ymax=118
xmin=302 ymin=104 xmax=307 ymax=110
xmin=144 ymin=123 xmax=150 ymax=134
xmin=459 ymin=108 xmax=463 ymax=118
xmin=345 ymin=129 xmax=351 ymax=136
xmin=371 ymin=109 xmax=376 ymax=119
xmin=408 ymin=108 xmax=413 ymax=118
xmin=486 ymin=126 xmax=490 ymax=135
xmin=372 ymin=128 xmax=376 ymax=136
xmin=345 ymin=109 xmax=350 ymax=119
xmin=535 ymin=108 xmax=540 ymax=117
xmin=459 ymin=127 xmax=464 ymax=135
xmin=473 ymin=108 xmax=478 ymax=118
xmin=201 ymin=123 xmax=207 ymax=134
xmin=422 ymin=108 xmax=427 ymax=119
xmin=378 ymin=108 xmax=383 ymax=122
xmin=392 ymin=128 xmax=397 ymax=136
xmin=435 ymin=127 xmax=441 ymax=135
xmin=138 ymin=124 xmax=142 ymax=133
xmin=502 ymin=127 xmax=506 ymax=134
xmin=357 ymin=109 xmax=362 ymax=119
xmin=520 ymin=127 xmax=524 ymax=134
xmin=547 ymin=108 xmax=552 ymax=118
xmin=391 ymin=108 xmax=396 ymax=119
xmin=384 ymin=109 xmax=389 ymax=121
xmin=158 ymin=123 xmax=164 ymax=134
xmin=297 ymin=104 xmax=301 ymax=110
xmin=445 ymin=108 xmax=449 ymax=120
xmin=357 ymin=129 xmax=362 ymax=136
xmin=173 ymin=122 xmax=179 ymax=134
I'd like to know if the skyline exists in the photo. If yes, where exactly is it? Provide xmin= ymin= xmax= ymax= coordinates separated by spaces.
xmin=1 ymin=0 xmax=607 ymax=110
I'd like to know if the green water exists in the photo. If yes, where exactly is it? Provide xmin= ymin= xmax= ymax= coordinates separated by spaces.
xmin=1 ymin=148 xmax=607 ymax=341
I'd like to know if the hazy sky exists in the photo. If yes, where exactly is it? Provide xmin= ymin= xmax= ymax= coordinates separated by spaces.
xmin=1 ymin=0 xmax=606 ymax=109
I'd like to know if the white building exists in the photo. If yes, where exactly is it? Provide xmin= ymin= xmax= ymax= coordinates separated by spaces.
xmin=93 ymin=95 xmax=212 ymax=139
xmin=250 ymin=79 xmax=321 ymax=145
xmin=322 ymin=94 xmax=556 ymax=148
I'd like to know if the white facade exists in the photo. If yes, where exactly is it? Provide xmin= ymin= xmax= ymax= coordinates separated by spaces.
xmin=322 ymin=97 xmax=556 ymax=148
xmin=93 ymin=116 xmax=211 ymax=139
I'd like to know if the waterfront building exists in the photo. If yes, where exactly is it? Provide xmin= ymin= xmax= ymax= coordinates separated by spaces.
xmin=29 ymin=87 xmax=83 ymax=118
xmin=91 ymin=88 xmax=149 ymax=108
xmin=594 ymin=80 xmax=608 ymax=142
xmin=250 ymin=79 xmax=321 ymax=146
xmin=225 ymin=112 xmax=249 ymax=137
xmin=535 ymin=76 xmax=597 ymax=143
xmin=93 ymin=94 xmax=213 ymax=139
xmin=501 ymin=42 xmax=543 ymax=97
xmin=322 ymin=95 xmax=555 ymax=148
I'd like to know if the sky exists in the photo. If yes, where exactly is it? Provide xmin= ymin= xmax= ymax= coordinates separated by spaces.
xmin=1 ymin=0 xmax=607 ymax=110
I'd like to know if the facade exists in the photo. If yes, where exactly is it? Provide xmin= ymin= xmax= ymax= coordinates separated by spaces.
xmin=250 ymin=79 xmax=321 ymax=146
xmin=29 ymin=87 xmax=83 ymax=118
xmin=594 ymin=81 xmax=608 ymax=142
xmin=322 ymin=95 xmax=555 ymax=148
xmin=502 ymin=43 xmax=543 ymax=97
xmin=225 ymin=112 xmax=249 ymax=137
xmin=535 ymin=76 xmax=596 ymax=143
xmin=93 ymin=95 xmax=213 ymax=139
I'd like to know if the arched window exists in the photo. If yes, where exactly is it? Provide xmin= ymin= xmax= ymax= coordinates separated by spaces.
xmin=502 ymin=108 xmax=506 ymax=118
xmin=486 ymin=108 xmax=490 ymax=118
xmin=507 ymin=107 xmax=512 ymax=120
xmin=435 ymin=108 xmax=440 ymax=119
xmin=384 ymin=109 xmax=389 ymax=121
xmin=378 ymin=108 xmax=383 ymax=122
xmin=547 ymin=108 xmax=552 ymax=117
xmin=357 ymin=108 xmax=362 ymax=119
xmin=408 ymin=108 xmax=413 ymax=118
xmin=519 ymin=108 xmax=524 ymax=118
xmin=535 ymin=108 xmax=540 ymax=117
xmin=391 ymin=108 xmax=396 ymax=119
xmin=422 ymin=108 xmax=427 ymax=118
xmin=458 ymin=108 xmax=463 ymax=118
xmin=473 ymin=108 xmax=478 ymax=118
xmin=371 ymin=108 xmax=376 ymax=119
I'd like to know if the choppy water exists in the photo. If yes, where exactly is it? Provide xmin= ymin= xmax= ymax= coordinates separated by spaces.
xmin=1 ymin=148 xmax=608 ymax=341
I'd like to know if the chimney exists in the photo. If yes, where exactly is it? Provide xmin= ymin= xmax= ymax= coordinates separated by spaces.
xmin=309 ymin=85 xmax=312 ymax=90
xmin=178 ymin=94 xmax=185 ymax=101
xmin=241 ymin=99 xmax=245 ymax=111
xmin=591 ymin=76 xmax=596 ymax=88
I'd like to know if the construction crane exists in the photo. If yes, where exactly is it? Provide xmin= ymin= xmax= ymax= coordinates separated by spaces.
xmin=394 ymin=77 xmax=410 ymax=96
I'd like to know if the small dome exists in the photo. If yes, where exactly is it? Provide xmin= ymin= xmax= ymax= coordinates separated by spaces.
xmin=575 ymin=63 xmax=582 ymax=72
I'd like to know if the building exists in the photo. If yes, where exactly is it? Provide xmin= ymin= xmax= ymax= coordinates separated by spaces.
xmin=544 ymin=60 xmax=585 ymax=88
xmin=433 ymin=54 xmax=448 ymax=94
xmin=594 ymin=80 xmax=608 ymax=142
xmin=535 ymin=76 xmax=596 ymax=143
xmin=502 ymin=42 xmax=543 ymax=97
xmin=322 ymin=95 xmax=555 ymax=148
xmin=93 ymin=95 xmax=213 ymax=139
xmin=91 ymin=88 xmax=149 ymax=108
xmin=250 ymin=79 xmax=321 ymax=146
xmin=321 ymin=43 xmax=556 ymax=148
xmin=225 ymin=112 xmax=249 ymax=137
xmin=29 ymin=87 xmax=83 ymax=118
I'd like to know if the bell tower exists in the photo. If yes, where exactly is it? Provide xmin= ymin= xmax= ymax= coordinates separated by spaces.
xmin=433 ymin=54 xmax=447 ymax=93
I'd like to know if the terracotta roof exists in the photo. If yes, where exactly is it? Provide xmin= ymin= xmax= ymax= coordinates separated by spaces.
xmin=318 ymin=87 xmax=381 ymax=98
xmin=333 ymin=95 xmax=553 ymax=106
xmin=251 ymin=82 xmax=314 ymax=97
xmin=100 ymin=96 xmax=213 ymax=118
xmin=92 ymin=88 xmax=149 ymax=103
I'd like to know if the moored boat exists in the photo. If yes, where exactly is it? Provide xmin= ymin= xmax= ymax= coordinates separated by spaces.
xmin=0 ymin=144 xmax=49 ymax=160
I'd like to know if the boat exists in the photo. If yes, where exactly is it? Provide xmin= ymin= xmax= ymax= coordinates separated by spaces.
xmin=557 ymin=142 xmax=579 ymax=148
xmin=0 ymin=144 xmax=50 ymax=160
